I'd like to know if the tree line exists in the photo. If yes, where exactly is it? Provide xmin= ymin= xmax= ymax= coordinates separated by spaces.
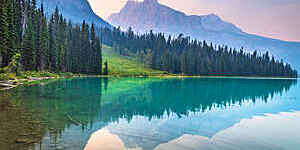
xmin=0 ymin=0 xmax=103 ymax=75
xmin=101 ymin=27 xmax=298 ymax=77
xmin=1 ymin=0 xmax=297 ymax=77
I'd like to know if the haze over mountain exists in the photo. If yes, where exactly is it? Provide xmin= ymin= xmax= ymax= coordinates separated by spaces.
xmin=108 ymin=0 xmax=300 ymax=71
xmin=36 ymin=0 xmax=112 ymax=28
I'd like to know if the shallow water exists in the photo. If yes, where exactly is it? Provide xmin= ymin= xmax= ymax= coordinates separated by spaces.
xmin=0 ymin=77 xmax=299 ymax=150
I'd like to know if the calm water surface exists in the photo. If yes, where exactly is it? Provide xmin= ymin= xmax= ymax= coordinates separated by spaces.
xmin=0 ymin=77 xmax=300 ymax=150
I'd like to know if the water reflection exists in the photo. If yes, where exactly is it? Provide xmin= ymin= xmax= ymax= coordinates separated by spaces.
xmin=0 ymin=77 xmax=299 ymax=150
xmin=151 ymin=111 xmax=300 ymax=150
xmin=86 ymin=111 xmax=300 ymax=150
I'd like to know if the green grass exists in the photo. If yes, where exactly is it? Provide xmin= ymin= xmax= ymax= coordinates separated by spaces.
xmin=102 ymin=45 xmax=167 ymax=76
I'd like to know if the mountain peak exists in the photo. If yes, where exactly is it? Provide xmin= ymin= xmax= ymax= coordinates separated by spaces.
xmin=144 ymin=0 xmax=158 ymax=3
xmin=109 ymin=0 xmax=242 ymax=34
xmin=207 ymin=13 xmax=219 ymax=18
xmin=128 ymin=0 xmax=158 ymax=4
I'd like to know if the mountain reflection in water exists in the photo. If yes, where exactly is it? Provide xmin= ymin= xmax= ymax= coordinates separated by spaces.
xmin=0 ymin=77 xmax=299 ymax=150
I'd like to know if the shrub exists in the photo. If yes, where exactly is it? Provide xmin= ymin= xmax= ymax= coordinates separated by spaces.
xmin=62 ymin=72 xmax=74 ymax=78
xmin=0 ymin=67 xmax=9 ymax=74
xmin=8 ymin=53 xmax=22 ymax=76
xmin=8 ymin=73 xmax=17 ymax=80
xmin=0 ymin=73 xmax=9 ymax=81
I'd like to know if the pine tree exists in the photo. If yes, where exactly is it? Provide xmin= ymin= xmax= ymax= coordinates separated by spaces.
xmin=90 ymin=23 xmax=96 ymax=74
xmin=103 ymin=61 xmax=108 ymax=75
xmin=52 ymin=7 xmax=59 ymax=72
xmin=48 ymin=15 xmax=57 ymax=71
xmin=80 ymin=20 xmax=90 ymax=73
xmin=14 ymin=0 xmax=23 ymax=49
xmin=21 ymin=13 xmax=34 ymax=70
xmin=38 ymin=14 xmax=48 ymax=71
xmin=65 ymin=20 xmax=73 ymax=72
xmin=0 ymin=0 xmax=10 ymax=67
xmin=57 ymin=14 xmax=66 ymax=72
xmin=31 ymin=0 xmax=36 ymax=10
xmin=71 ymin=25 xmax=81 ymax=73
xmin=7 ymin=0 xmax=17 ymax=62
xmin=95 ymin=36 xmax=102 ymax=74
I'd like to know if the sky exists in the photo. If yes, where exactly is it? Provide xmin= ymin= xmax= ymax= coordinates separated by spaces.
xmin=88 ymin=0 xmax=300 ymax=42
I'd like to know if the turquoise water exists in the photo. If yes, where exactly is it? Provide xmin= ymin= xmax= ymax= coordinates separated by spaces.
xmin=1 ymin=77 xmax=300 ymax=150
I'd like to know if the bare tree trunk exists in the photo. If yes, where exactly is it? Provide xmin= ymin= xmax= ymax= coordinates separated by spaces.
xmin=21 ymin=1 xmax=27 ymax=37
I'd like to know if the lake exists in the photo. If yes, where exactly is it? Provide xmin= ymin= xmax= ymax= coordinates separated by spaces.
xmin=0 ymin=77 xmax=300 ymax=150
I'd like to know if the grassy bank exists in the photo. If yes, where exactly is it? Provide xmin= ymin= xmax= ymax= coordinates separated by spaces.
xmin=102 ymin=45 xmax=167 ymax=76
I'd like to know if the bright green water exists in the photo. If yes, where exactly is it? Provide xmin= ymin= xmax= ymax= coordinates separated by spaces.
xmin=0 ymin=77 xmax=300 ymax=150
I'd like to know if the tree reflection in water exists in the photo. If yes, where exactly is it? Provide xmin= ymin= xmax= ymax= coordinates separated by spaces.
xmin=0 ymin=78 xmax=297 ymax=150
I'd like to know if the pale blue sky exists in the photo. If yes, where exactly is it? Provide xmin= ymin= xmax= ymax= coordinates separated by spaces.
xmin=88 ymin=0 xmax=300 ymax=42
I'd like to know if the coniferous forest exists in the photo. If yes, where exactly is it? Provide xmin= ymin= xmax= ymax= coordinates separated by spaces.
xmin=0 ymin=0 xmax=298 ymax=77
xmin=0 ymin=0 xmax=102 ymax=75
xmin=101 ymin=27 xmax=298 ymax=77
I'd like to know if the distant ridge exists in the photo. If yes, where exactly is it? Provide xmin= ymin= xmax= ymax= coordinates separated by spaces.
xmin=36 ymin=0 xmax=112 ymax=28
xmin=108 ymin=0 xmax=300 ymax=71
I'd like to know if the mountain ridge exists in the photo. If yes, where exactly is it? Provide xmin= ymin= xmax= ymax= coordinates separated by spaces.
xmin=109 ymin=0 xmax=243 ymax=35
xmin=108 ymin=0 xmax=300 ymax=71
xmin=36 ymin=0 xmax=112 ymax=28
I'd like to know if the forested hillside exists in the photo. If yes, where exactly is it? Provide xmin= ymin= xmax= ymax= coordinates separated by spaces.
xmin=0 ymin=0 xmax=297 ymax=78
xmin=0 ymin=0 xmax=102 ymax=75
xmin=101 ymin=27 xmax=298 ymax=77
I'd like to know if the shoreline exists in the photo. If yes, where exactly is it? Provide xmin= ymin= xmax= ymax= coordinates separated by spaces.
xmin=1 ymin=74 xmax=297 ymax=91
xmin=0 ymin=77 xmax=57 ymax=91
xmin=96 ymin=74 xmax=298 ymax=80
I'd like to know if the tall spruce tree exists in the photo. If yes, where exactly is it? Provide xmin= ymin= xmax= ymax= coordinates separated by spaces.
xmin=96 ymin=36 xmax=102 ymax=74
xmin=0 ymin=0 xmax=10 ymax=67
xmin=22 ymin=13 xmax=34 ymax=70
xmin=38 ymin=6 xmax=48 ymax=71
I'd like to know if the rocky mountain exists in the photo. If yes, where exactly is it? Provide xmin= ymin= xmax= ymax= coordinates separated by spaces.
xmin=36 ymin=0 xmax=112 ymax=28
xmin=109 ymin=0 xmax=242 ymax=35
xmin=108 ymin=0 xmax=300 ymax=71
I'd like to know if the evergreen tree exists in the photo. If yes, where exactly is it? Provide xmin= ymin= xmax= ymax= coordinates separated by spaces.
xmin=21 ymin=13 xmax=34 ymax=70
xmin=38 ymin=13 xmax=48 ymax=70
xmin=95 ymin=36 xmax=102 ymax=74
xmin=14 ymin=0 xmax=23 ymax=49
xmin=103 ymin=61 xmax=108 ymax=75
xmin=7 ymin=0 xmax=17 ymax=61
xmin=48 ymin=15 xmax=56 ymax=71
xmin=65 ymin=20 xmax=73 ymax=72
xmin=0 ymin=0 xmax=10 ymax=67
